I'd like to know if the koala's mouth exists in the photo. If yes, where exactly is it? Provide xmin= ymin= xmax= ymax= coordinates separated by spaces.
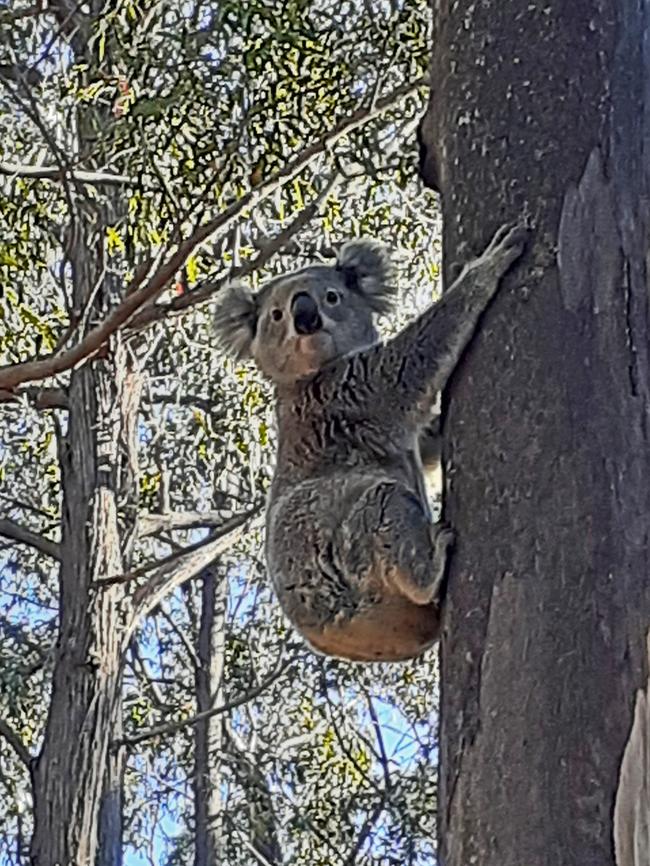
xmin=295 ymin=331 xmax=332 ymax=354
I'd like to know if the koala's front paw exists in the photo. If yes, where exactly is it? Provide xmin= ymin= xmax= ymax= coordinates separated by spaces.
xmin=429 ymin=522 xmax=455 ymax=602
xmin=432 ymin=522 xmax=456 ymax=557
xmin=482 ymin=222 xmax=530 ymax=276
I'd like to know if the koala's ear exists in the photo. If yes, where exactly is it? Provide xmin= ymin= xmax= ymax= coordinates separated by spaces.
xmin=336 ymin=239 xmax=397 ymax=314
xmin=213 ymin=283 xmax=258 ymax=360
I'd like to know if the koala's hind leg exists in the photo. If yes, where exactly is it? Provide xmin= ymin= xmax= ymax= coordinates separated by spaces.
xmin=342 ymin=482 xmax=454 ymax=606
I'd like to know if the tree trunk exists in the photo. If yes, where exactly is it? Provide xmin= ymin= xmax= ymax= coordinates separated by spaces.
xmin=98 ymin=730 xmax=126 ymax=866
xmin=193 ymin=569 xmax=281 ymax=866
xmin=30 ymin=331 xmax=141 ymax=865
xmin=419 ymin=2 xmax=650 ymax=864
xmin=194 ymin=568 xmax=226 ymax=866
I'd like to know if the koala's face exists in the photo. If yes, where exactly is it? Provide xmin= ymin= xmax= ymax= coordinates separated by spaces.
xmin=213 ymin=240 xmax=396 ymax=386
xmin=250 ymin=267 xmax=379 ymax=383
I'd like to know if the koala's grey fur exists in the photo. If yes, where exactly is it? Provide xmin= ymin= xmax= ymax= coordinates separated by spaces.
xmin=214 ymin=224 xmax=528 ymax=661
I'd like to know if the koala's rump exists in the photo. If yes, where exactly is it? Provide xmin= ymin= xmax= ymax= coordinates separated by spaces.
xmin=265 ymin=473 xmax=438 ymax=660
xmin=301 ymin=595 xmax=439 ymax=662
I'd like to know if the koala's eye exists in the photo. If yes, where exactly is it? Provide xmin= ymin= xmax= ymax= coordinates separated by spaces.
xmin=271 ymin=308 xmax=283 ymax=322
xmin=325 ymin=289 xmax=340 ymax=306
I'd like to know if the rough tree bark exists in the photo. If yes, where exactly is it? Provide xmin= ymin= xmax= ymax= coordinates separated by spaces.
xmin=27 ymin=7 xmax=139 ymax=859
xmin=30 ymin=327 xmax=141 ymax=865
xmin=419 ymin=2 xmax=650 ymax=864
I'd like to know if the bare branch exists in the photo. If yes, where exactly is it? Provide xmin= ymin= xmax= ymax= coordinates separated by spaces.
xmin=0 ymin=387 xmax=68 ymax=409
xmin=344 ymin=798 xmax=386 ymax=866
xmin=0 ymin=518 xmax=61 ymax=561
xmin=158 ymin=604 xmax=200 ymax=670
xmin=126 ymin=506 xmax=261 ymax=630
xmin=0 ymin=77 xmax=424 ymax=392
xmin=128 ymin=171 xmax=342 ymax=331
xmin=0 ymin=718 xmax=32 ymax=769
xmin=237 ymin=837 xmax=277 ymax=866
xmin=115 ymin=660 xmax=289 ymax=749
xmin=366 ymin=694 xmax=392 ymax=792
xmin=100 ymin=504 xmax=261 ymax=588
xmin=138 ymin=510 xmax=244 ymax=537
xmin=0 ymin=162 xmax=134 ymax=186
xmin=0 ymin=64 xmax=43 ymax=87
xmin=127 ymin=642 xmax=179 ymax=713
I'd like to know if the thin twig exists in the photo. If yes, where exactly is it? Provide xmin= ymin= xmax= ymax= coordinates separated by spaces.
xmin=0 ymin=162 xmax=134 ymax=186
xmin=99 ymin=504 xmax=261 ymax=589
xmin=128 ymin=172 xmax=342 ymax=331
xmin=115 ymin=660 xmax=289 ymax=749
xmin=0 ymin=518 xmax=61 ymax=561
xmin=0 ymin=718 xmax=31 ymax=768
xmin=126 ymin=504 xmax=262 ymax=632
xmin=137 ymin=509 xmax=244 ymax=537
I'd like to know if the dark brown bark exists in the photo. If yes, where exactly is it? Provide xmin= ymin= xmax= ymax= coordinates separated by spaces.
xmin=419 ymin=2 xmax=650 ymax=865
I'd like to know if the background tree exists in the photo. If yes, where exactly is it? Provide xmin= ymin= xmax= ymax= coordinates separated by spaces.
xmin=0 ymin=1 xmax=442 ymax=864
xmin=419 ymin=2 xmax=650 ymax=864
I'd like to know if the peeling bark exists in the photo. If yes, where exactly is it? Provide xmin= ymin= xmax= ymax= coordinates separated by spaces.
xmin=419 ymin=2 xmax=650 ymax=864
xmin=614 ymin=634 xmax=650 ymax=866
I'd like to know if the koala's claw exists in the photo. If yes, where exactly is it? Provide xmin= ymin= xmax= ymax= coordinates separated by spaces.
xmin=481 ymin=222 xmax=529 ymax=276
xmin=432 ymin=522 xmax=456 ymax=554
xmin=488 ymin=221 xmax=529 ymax=254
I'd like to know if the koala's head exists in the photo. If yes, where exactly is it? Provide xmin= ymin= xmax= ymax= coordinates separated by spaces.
xmin=213 ymin=240 xmax=396 ymax=385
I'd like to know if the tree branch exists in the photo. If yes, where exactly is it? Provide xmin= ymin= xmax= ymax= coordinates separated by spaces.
xmin=0 ymin=518 xmax=61 ymax=561
xmin=0 ymin=77 xmax=424 ymax=392
xmin=0 ymin=718 xmax=32 ymax=769
xmin=0 ymin=161 xmax=134 ymax=186
xmin=128 ymin=171 xmax=342 ymax=331
xmin=126 ymin=505 xmax=261 ymax=631
xmin=115 ymin=659 xmax=289 ymax=749
xmin=138 ymin=509 xmax=246 ymax=537
xmin=0 ymin=386 xmax=68 ymax=409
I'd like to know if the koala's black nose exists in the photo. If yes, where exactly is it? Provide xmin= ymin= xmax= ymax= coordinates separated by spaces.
xmin=292 ymin=292 xmax=322 ymax=335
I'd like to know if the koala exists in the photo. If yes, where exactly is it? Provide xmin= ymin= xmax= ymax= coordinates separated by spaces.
xmin=213 ymin=223 xmax=528 ymax=662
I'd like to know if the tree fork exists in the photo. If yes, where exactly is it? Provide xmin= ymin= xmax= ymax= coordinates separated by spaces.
xmin=419 ymin=2 xmax=650 ymax=864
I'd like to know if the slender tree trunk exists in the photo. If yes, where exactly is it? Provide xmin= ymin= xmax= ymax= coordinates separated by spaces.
xmin=30 ymin=318 xmax=141 ymax=864
xmin=98 ymin=729 xmax=126 ymax=866
xmin=419 ymin=2 xmax=650 ymax=864
xmin=193 ymin=570 xmax=281 ymax=866
xmin=194 ymin=568 xmax=226 ymax=866
xmin=225 ymin=726 xmax=282 ymax=866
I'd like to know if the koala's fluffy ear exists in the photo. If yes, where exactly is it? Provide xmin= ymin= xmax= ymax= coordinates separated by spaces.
xmin=213 ymin=283 xmax=258 ymax=360
xmin=336 ymin=239 xmax=397 ymax=314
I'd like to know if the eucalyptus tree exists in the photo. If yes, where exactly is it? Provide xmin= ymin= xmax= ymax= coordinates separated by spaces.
xmin=419 ymin=2 xmax=650 ymax=863
xmin=0 ymin=1 xmax=440 ymax=863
